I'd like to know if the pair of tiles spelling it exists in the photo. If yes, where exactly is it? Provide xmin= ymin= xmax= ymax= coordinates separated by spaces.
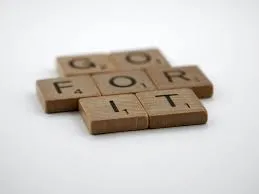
xmin=79 ymin=88 xmax=207 ymax=134
xmin=36 ymin=76 xmax=100 ymax=113
xmin=57 ymin=48 xmax=170 ymax=77
xmin=146 ymin=65 xmax=213 ymax=98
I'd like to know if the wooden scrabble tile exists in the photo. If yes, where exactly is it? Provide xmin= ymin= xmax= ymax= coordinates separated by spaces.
xmin=109 ymin=48 xmax=171 ymax=70
xmin=92 ymin=70 xmax=156 ymax=95
xmin=79 ymin=94 xmax=148 ymax=134
xmin=146 ymin=65 xmax=213 ymax=98
xmin=136 ymin=89 xmax=207 ymax=128
xmin=36 ymin=76 xmax=100 ymax=113
xmin=57 ymin=53 xmax=116 ymax=77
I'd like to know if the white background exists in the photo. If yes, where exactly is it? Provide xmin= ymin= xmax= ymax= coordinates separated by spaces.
xmin=1 ymin=0 xmax=259 ymax=193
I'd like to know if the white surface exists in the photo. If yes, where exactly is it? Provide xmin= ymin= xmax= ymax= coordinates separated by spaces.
xmin=1 ymin=0 xmax=259 ymax=193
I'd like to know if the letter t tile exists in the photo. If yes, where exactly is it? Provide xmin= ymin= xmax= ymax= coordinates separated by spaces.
xmin=136 ymin=89 xmax=208 ymax=128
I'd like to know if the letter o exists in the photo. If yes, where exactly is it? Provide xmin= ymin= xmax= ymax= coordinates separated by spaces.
xmin=125 ymin=52 xmax=151 ymax=65
xmin=109 ymin=76 xmax=136 ymax=88
xmin=69 ymin=58 xmax=95 ymax=69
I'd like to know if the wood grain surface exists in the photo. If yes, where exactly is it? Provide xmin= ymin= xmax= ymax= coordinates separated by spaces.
xmin=79 ymin=94 xmax=148 ymax=134
xmin=57 ymin=53 xmax=116 ymax=77
xmin=146 ymin=65 xmax=213 ymax=98
xmin=136 ymin=89 xmax=208 ymax=128
xmin=36 ymin=76 xmax=100 ymax=113
xmin=109 ymin=48 xmax=171 ymax=70
xmin=92 ymin=70 xmax=156 ymax=95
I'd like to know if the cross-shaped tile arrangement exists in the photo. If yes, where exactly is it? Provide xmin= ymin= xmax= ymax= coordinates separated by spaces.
xmin=36 ymin=48 xmax=213 ymax=134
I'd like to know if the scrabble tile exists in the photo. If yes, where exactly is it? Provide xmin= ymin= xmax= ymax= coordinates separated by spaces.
xmin=109 ymin=48 xmax=171 ymax=70
xmin=57 ymin=53 xmax=116 ymax=77
xmin=79 ymin=94 xmax=148 ymax=134
xmin=146 ymin=65 xmax=213 ymax=98
xmin=136 ymin=89 xmax=207 ymax=128
xmin=36 ymin=76 xmax=100 ymax=113
xmin=92 ymin=70 xmax=156 ymax=95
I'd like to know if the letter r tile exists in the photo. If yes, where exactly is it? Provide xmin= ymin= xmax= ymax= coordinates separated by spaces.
xmin=146 ymin=65 xmax=213 ymax=98
xmin=92 ymin=70 xmax=156 ymax=95
xmin=36 ymin=76 xmax=100 ymax=113
xmin=79 ymin=94 xmax=148 ymax=134
xmin=136 ymin=89 xmax=208 ymax=129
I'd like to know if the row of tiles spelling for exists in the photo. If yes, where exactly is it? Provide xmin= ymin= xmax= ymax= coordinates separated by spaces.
xmin=36 ymin=48 xmax=213 ymax=134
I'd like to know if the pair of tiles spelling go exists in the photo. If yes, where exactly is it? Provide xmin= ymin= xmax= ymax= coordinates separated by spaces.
xmin=36 ymin=48 xmax=213 ymax=134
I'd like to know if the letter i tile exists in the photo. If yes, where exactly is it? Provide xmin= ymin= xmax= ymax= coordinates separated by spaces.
xmin=79 ymin=94 xmax=148 ymax=134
